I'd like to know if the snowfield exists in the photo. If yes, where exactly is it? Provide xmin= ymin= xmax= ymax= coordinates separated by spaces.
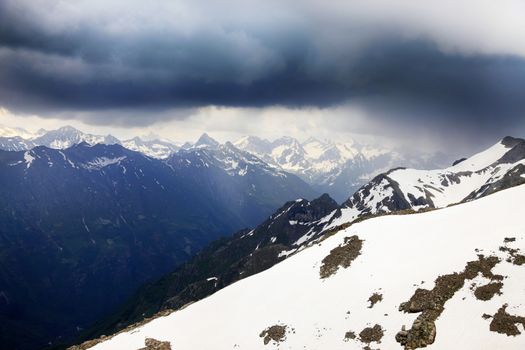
xmin=89 ymin=184 xmax=525 ymax=350
xmin=387 ymin=138 xmax=525 ymax=208
xmin=333 ymin=137 xmax=525 ymax=227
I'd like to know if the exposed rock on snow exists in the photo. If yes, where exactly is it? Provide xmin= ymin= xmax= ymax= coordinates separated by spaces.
xmin=396 ymin=254 xmax=503 ymax=349
xmin=474 ymin=282 xmax=504 ymax=301
xmin=358 ymin=324 xmax=384 ymax=344
xmin=499 ymin=244 xmax=525 ymax=266
xmin=259 ymin=325 xmax=288 ymax=345
xmin=138 ymin=338 xmax=172 ymax=350
xmin=319 ymin=235 xmax=363 ymax=279
xmin=489 ymin=304 xmax=525 ymax=336
xmin=368 ymin=293 xmax=383 ymax=309
xmin=344 ymin=330 xmax=357 ymax=341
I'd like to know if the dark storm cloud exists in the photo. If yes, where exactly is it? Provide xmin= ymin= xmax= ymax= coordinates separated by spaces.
xmin=0 ymin=0 xmax=525 ymax=140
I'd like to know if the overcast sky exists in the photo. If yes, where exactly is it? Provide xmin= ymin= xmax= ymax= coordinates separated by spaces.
xmin=1 ymin=0 xmax=525 ymax=153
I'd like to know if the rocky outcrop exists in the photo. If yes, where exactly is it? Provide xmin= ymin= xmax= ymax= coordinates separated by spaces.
xmin=396 ymin=255 xmax=503 ymax=349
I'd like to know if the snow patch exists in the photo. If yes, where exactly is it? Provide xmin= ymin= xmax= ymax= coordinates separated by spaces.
xmin=23 ymin=151 xmax=35 ymax=168
xmin=83 ymin=156 xmax=126 ymax=170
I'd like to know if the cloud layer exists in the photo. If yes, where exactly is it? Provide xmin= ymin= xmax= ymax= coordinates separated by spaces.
xmin=1 ymin=0 xmax=525 ymax=147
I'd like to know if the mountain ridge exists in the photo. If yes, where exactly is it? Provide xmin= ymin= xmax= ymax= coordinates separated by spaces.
xmin=0 ymin=141 xmax=317 ymax=350
xmin=72 ymin=136 xmax=525 ymax=349
xmin=71 ymin=151 xmax=525 ymax=350
xmin=0 ymin=124 xmax=450 ymax=201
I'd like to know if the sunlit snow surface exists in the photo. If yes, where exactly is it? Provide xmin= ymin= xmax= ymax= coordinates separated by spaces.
xmin=448 ymin=141 xmax=510 ymax=172
xmin=387 ymin=140 xmax=524 ymax=208
xmin=0 ymin=125 xmax=41 ymax=139
xmin=82 ymin=157 xmax=127 ymax=170
xmin=90 ymin=184 xmax=525 ymax=350
xmin=23 ymin=150 xmax=35 ymax=168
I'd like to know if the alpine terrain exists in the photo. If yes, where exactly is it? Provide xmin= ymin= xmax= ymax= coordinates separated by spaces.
xmin=1 ymin=2 xmax=523 ymax=349
xmin=0 ymin=125 xmax=176 ymax=159
xmin=86 ymin=192 xmax=525 ymax=350
xmin=72 ymin=136 xmax=525 ymax=350
xmin=0 ymin=124 xmax=448 ymax=202
xmin=234 ymin=135 xmax=447 ymax=202
xmin=0 ymin=140 xmax=316 ymax=350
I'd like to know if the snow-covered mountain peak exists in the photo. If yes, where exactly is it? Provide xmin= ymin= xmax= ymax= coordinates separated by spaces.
xmin=0 ymin=123 xmax=449 ymax=202
xmin=0 ymin=124 xmax=114 ymax=150
xmin=32 ymin=125 xmax=120 ymax=149
xmin=232 ymin=134 xmax=448 ymax=202
xmin=105 ymin=134 xmax=121 ymax=145
xmin=203 ymin=142 xmax=286 ymax=178
xmin=448 ymin=138 xmax=516 ymax=172
xmin=270 ymin=137 xmax=309 ymax=170
xmin=122 ymin=136 xmax=179 ymax=159
xmin=194 ymin=133 xmax=220 ymax=149
xmin=333 ymin=136 xmax=525 ymax=225
xmin=56 ymin=125 xmax=80 ymax=133
xmin=301 ymin=137 xmax=330 ymax=157
xmin=233 ymin=135 xmax=273 ymax=155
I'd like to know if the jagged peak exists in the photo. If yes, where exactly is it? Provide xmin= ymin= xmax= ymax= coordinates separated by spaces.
xmin=104 ymin=134 xmax=121 ymax=144
xmin=195 ymin=133 xmax=220 ymax=148
xmin=223 ymin=141 xmax=238 ymax=150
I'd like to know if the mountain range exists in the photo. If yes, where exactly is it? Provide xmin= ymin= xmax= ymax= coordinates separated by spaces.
xmin=72 ymin=136 xmax=525 ymax=350
xmin=4 ymin=123 xmax=522 ymax=350
xmin=0 ymin=141 xmax=316 ymax=350
xmin=0 ymin=124 xmax=449 ymax=202
xmin=234 ymin=135 xmax=449 ymax=202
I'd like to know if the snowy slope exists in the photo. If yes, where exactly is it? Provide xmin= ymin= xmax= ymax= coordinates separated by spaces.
xmin=122 ymin=137 xmax=179 ymax=159
xmin=0 ymin=136 xmax=37 ymax=151
xmin=448 ymin=141 xmax=510 ymax=172
xmin=85 ymin=183 xmax=525 ymax=350
xmin=389 ymin=138 xmax=520 ymax=207
xmin=337 ymin=136 xmax=525 ymax=224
